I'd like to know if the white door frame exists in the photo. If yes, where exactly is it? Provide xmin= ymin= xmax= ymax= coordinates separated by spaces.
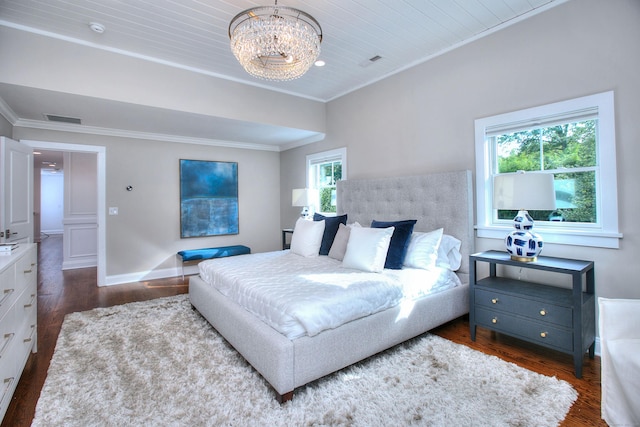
xmin=23 ymin=140 xmax=106 ymax=286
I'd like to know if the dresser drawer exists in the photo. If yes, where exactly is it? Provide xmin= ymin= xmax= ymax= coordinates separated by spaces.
xmin=0 ymin=308 xmax=17 ymax=363
xmin=0 ymin=307 xmax=19 ymax=416
xmin=15 ymin=252 xmax=37 ymax=291
xmin=16 ymin=287 xmax=37 ymax=326
xmin=16 ymin=287 xmax=37 ymax=358
xmin=475 ymin=288 xmax=573 ymax=328
xmin=16 ymin=323 xmax=36 ymax=370
xmin=0 ymin=360 xmax=17 ymax=422
xmin=0 ymin=268 xmax=17 ymax=322
xmin=475 ymin=307 xmax=573 ymax=352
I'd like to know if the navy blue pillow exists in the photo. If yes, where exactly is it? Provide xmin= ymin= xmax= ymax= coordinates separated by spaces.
xmin=314 ymin=213 xmax=348 ymax=255
xmin=371 ymin=219 xmax=417 ymax=269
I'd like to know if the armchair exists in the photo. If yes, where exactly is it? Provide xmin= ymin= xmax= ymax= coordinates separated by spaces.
xmin=598 ymin=297 xmax=640 ymax=426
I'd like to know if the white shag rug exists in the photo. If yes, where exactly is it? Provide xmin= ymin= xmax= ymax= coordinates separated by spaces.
xmin=33 ymin=294 xmax=577 ymax=426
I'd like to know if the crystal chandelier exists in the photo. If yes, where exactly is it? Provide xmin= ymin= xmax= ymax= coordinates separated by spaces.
xmin=228 ymin=1 xmax=322 ymax=81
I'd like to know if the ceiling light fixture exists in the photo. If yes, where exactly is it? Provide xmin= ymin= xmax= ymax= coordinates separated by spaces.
xmin=228 ymin=1 xmax=322 ymax=81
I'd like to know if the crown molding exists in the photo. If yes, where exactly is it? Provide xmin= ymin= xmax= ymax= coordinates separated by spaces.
xmin=279 ymin=133 xmax=326 ymax=151
xmin=13 ymin=118 xmax=283 ymax=152
xmin=0 ymin=96 xmax=18 ymax=123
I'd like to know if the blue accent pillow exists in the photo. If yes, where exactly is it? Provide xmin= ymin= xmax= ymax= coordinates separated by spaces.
xmin=371 ymin=219 xmax=417 ymax=269
xmin=314 ymin=213 xmax=348 ymax=255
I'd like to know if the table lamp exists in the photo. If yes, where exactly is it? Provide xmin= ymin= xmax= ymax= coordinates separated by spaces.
xmin=292 ymin=188 xmax=318 ymax=219
xmin=493 ymin=171 xmax=556 ymax=262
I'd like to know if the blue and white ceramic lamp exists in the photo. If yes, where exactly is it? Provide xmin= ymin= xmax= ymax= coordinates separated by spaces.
xmin=493 ymin=171 xmax=556 ymax=262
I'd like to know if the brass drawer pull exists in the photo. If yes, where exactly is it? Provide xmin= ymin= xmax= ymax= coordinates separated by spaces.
xmin=0 ymin=333 xmax=15 ymax=358
xmin=540 ymin=332 xmax=548 ymax=338
xmin=1 ymin=377 xmax=15 ymax=402
xmin=491 ymin=298 xmax=499 ymax=304
xmin=24 ymin=294 xmax=36 ymax=308
xmin=0 ymin=289 xmax=14 ymax=306
xmin=540 ymin=309 xmax=546 ymax=316
xmin=23 ymin=325 xmax=36 ymax=343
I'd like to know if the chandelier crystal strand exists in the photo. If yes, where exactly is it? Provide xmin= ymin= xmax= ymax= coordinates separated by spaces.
xmin=229 ymin=4 xmax=322 ymax=81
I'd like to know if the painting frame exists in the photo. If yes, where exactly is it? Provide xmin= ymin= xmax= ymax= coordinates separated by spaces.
xmin=179 ymin=159 xmax=239 ymax=238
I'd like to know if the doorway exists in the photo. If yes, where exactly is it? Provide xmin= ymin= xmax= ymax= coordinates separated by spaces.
xmin=23 ymin=140 xmax=106 ymax=286
xmin=36 ymin=150 xmax=64 ymax=242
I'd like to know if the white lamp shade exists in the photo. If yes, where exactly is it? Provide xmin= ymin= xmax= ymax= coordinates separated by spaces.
xmin=493 ymin=172 xmax=556 ymax=211
xmin=292 ymin=188 xmax=318 ymax=207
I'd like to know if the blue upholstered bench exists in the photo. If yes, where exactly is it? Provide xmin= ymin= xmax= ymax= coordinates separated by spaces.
xmin=177 ymin=245 xmax=251 ymax=280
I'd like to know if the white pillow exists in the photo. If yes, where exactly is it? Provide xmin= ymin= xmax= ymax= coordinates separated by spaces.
xmin=404 ymin=228 xmax=444 ymax=270
xmin=290 ymin=218 xmax=325 ymax=257
xmin=436 ymin=234 xmax=462 ymax=271
xmin=328 ymin=222 xmax=361 ymax=261
xmin=342 ymin=226 xmax=394 ymax=273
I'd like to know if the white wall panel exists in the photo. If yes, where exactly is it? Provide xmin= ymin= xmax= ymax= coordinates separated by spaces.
xmin=62 ymin=223 xmax=97 ymax=270
xmin=62 ymin=151 xmax=97 ymax=269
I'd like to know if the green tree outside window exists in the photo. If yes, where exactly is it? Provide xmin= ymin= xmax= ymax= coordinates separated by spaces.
xmin=495 ymin=120 xmax=597 ymax=224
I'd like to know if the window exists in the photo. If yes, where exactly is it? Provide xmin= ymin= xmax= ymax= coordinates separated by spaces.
xmin=307 ymin=148 xmax=347 ymax=214
xmin=475 ymin=91 xmax=621 ymax=248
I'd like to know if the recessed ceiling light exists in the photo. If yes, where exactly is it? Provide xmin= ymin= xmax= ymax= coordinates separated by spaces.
xmin=89 ymin=22 xmax=105 ymax=34
xmin=315 ymin=60 xmax=325 ymax=67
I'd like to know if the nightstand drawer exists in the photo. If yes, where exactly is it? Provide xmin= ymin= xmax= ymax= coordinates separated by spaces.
xmin=475 ymin=307 xmax=573 ymax=352
xmin=475 ymin=288 xmax=573 ymax=327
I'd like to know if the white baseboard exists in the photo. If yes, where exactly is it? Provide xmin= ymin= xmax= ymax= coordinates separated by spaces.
xmin=62 ymin=258 xmax=97 ymax=270
xmin=41 ymin=230 xmax=64 ymax=235
xmin=103 ymin=265 xmax=197 ymax=287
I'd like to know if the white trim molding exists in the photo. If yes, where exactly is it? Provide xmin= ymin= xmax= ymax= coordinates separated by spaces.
xmin=475 ymin=91 xmax=622 ymax=249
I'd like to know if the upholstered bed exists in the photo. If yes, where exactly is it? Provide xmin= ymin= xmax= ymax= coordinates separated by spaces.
xmin=189 ymin=170 xmax=474 ymax=402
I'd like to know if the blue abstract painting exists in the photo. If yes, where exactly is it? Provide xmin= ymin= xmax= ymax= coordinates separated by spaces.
xmin=180 ymin=159 xmax=238 ymax=238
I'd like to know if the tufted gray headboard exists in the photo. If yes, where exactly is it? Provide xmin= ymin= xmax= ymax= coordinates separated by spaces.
xmin=336 ymin=170 xmax=474 ymax=284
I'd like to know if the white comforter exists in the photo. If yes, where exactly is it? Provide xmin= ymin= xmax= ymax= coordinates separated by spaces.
xmin=198 ymin=250 xmax=460 ymax=339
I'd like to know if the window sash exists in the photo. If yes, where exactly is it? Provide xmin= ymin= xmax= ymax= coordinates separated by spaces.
xmin=485 ymin=108 xmax=598 ymax=136
xmin=306 ymin=148 xmax=347 ymax=215
xmin=475 ymin=91 xmax=621 ymax=248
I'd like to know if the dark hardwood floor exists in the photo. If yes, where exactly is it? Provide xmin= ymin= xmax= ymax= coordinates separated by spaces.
xmin=432 ymin=318 xmax=605 ymax=427
xmin=2 ymin=235 xmax=604 ymax=426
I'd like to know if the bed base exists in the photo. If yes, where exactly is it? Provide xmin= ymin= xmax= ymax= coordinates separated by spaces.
xmin=189 ymin=274 xmax=469 ymax=401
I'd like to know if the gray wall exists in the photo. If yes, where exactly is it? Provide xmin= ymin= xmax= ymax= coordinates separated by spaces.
xmin=280 ymin=0 xmax=640 ymax=299
xmin=14 ymin=127 xmax=281 ymax=281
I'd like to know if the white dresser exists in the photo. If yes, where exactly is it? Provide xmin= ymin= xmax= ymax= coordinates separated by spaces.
xmin=0 ymin=244 xmax=37 ymax=422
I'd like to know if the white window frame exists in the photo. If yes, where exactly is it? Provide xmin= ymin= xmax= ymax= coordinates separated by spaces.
xmin=306 ymin=148 xmax=347 ymax=215
xmin=475 ymin=91 xmax=621 ymax=248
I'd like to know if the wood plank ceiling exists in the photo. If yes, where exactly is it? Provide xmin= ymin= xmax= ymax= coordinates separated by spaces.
xmin=0 ymin=0 xmax=562 ymax=102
